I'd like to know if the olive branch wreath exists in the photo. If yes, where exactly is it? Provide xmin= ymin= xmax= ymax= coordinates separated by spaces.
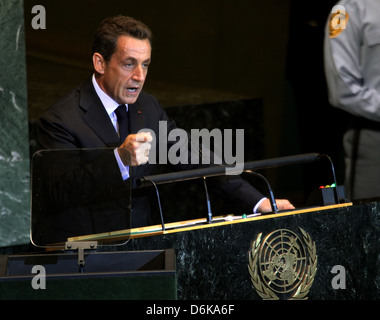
xmin=248 ymin=228 xmax=318 ymax=300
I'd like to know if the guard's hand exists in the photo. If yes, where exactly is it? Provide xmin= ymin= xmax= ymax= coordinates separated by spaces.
xmin=258 ymin=198 xmax=295 ymax=213
xmin=117 ymin=132 xmax=153 ymax=166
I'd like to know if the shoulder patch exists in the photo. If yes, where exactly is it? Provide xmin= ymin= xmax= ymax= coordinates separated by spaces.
xmin=329 ymin=10 xmax=349 ymax=38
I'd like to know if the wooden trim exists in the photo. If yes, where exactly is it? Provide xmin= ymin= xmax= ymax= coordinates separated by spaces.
xmin=68 ymin=203 xmax=353 ymax=243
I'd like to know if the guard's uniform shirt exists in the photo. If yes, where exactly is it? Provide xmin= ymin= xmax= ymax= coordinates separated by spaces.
xmin=324 ymin=0 xmax=380 ymax=122
xmin=324 ymin=0 xmax=380 ymax=200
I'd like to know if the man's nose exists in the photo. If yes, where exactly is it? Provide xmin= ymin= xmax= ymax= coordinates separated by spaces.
xmin=132 ymin=65 xmax=146 ymax=82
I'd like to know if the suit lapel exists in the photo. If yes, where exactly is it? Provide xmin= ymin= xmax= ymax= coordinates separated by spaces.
xmin=79 ymin=79 xmax=120 ymax=147
xmin=128 ymin=100 xmax=146 ymax=134
xmin=78 ymin=79 xmax=150 ymax=147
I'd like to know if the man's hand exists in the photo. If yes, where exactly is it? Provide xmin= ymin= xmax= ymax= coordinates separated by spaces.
xmin=258 ymin=198 xmax=295 ymax=213
xmin=117 ymin=132 xmax=153 ymax=166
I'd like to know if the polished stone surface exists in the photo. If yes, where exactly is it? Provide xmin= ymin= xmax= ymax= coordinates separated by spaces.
xmin=0 ymin=0 xmax=30 ymax=246
xmin=124 ymin=201 xmax=380 ymax=299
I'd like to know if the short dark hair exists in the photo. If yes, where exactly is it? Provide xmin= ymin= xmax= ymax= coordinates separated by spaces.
xmin=92 ymin=16 xmax=152 ymax=62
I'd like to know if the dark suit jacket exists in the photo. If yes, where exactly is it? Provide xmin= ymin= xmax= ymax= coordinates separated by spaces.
xmin=37 ymin=78 xmax=264 ymax=231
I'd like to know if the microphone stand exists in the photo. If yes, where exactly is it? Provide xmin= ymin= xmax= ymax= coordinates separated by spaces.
xmin=203 ymin=177 xmax=213 ymax=223
xmin=244 ymin=170 xmax=278 ymax=213
xmin=143 ymin=178 xmax=166 ymax=231
xmin=137 ymin=153 xmax=343 ymax=230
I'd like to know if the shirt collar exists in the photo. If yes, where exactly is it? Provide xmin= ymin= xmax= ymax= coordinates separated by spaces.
xmin=91 ymin=74 xmax=127 ymax=115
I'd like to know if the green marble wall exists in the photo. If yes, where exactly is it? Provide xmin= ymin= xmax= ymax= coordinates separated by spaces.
xmin=0 ymin=0 xmax=30 ymax=246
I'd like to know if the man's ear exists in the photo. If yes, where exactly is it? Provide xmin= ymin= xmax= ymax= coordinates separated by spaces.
xmin=93 ymin=53 xmax=106 ymax=75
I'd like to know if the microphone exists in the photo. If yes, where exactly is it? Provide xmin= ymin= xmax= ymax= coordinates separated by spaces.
xmin=136 ymin=152 xmax=339 ymax=229
xmin=137 ymin=153 xmax=322 ymax=186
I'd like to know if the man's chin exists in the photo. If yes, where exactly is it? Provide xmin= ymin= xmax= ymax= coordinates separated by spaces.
xmin=121 ymin=95 xmax=140 ymax=105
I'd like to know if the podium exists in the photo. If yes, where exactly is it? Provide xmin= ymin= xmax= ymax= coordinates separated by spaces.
xmin=70 ymin=200 xmax=380 ymax=300
xmin=9 ymin=148 xmax=376 ymax=300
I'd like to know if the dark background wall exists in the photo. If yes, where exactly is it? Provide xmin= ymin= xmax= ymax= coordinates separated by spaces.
xmin=23 ymin=0 xmax=344 ymax=210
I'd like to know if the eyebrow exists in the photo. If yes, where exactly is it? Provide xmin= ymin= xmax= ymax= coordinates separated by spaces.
xmin=123 ymin=57 xmax=151 ymax=64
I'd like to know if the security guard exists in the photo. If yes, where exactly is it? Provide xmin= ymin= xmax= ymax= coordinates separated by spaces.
xmin=324 ymin=0 xmax=380 ymax=201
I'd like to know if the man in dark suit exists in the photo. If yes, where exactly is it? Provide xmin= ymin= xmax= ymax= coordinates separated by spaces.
xmin=37 ymin=16 xmax=294 ymax=235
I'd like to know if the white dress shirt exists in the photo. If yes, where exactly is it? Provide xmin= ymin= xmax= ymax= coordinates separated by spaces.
xmin=92 ymin=74 xmax=129 ymax=180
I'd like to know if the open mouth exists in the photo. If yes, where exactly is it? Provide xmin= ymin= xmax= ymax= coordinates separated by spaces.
xmin=127 ymin=87 xmax=139 ymax=93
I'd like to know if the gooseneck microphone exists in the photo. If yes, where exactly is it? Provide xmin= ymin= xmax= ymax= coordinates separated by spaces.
xmin=138 ymin=153 xmax=322 ymax=186
xmin=137 ymin=153 xmax=335 ymax=230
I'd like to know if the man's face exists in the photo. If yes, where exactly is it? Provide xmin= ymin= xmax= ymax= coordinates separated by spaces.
xmin=94 ymin=35 xmax=151 ymax=105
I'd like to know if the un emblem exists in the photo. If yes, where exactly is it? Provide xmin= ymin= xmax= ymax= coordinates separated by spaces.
xmin=248 ymin=228 xmax=317 ymax=300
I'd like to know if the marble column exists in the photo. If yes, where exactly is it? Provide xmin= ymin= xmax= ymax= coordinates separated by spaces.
xmin=0 ymin=0 xmax=30 ymax=246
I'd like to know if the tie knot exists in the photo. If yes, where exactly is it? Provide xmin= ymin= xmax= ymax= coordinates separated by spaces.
xmin=115 ymin=104 xmax=127 ymax=119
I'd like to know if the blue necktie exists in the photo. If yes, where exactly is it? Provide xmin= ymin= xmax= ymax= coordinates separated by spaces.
xmin=114 ymin=104 xmax=129 ymax=142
